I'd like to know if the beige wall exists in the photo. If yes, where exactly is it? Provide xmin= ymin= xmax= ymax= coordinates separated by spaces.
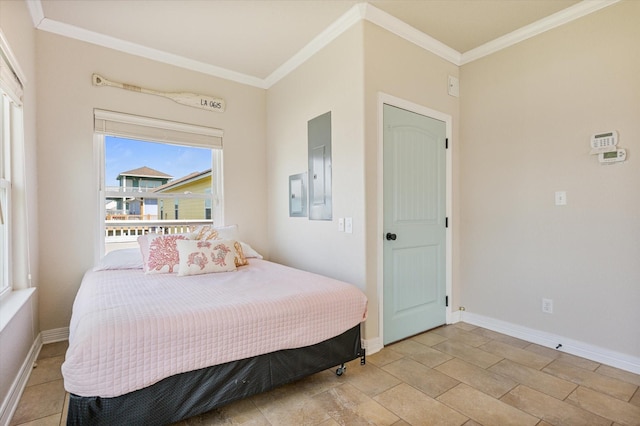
xmin=266 ymin=23 xmax=366 ymax=290
xmin=35 ymin=32 xmax=267 ymax=331
xmin=459 ymin=1 xmax=640 ymax=356
xmin=362 ymin=22 xmax=460 ymax=340
xmin=0 ymin=0 xmax=40 ymax=417
xmin=266 ymin=21 xmax=460 ymax=341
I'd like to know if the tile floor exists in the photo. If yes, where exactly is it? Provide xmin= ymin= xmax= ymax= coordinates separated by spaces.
xmin=10 ymin=323 xmax=640 ymax=426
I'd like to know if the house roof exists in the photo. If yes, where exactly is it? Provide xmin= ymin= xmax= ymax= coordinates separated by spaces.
xmin=153 ymin=169 xmax=212 ymax=192
xmin=118 ymin=166 xmax=173 ymax=179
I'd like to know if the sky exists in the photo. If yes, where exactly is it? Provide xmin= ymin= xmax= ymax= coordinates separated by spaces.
xmin=105 ymin=136 xmax=212 ymax=186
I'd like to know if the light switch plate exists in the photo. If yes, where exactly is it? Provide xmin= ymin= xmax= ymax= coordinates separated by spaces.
xmin=345 ymin=217 xmax=353 ymax=234
xmin=555 ymin=191 xmax=567 ymax=206
xmin=338 ymin=218 xmax=345 ymax=232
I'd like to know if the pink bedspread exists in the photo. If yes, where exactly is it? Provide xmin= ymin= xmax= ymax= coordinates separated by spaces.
xmin=62 ymin=259 xmax=367 ymax=397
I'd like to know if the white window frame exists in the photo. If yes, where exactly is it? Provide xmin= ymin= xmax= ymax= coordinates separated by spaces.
xmin=0 ymin=30 xmax=26 ymax=298
xmin=0 ymin=95 xmax=12 ymax=298
xmin=93 ymin=109 xmax=224 ymax=261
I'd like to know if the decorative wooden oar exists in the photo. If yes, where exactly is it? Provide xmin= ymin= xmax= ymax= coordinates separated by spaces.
xmin=92 ymin=73 xmax=226 ymax=113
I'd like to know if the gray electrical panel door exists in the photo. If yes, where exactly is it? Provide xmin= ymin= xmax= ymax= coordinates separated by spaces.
xmin=308 ymin=111 xmax=332 ymax=220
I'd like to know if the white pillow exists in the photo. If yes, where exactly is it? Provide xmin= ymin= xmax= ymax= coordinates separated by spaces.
xmin=93 ymin=248 xmax=144 ymax=271
xmin=240 ymin=242 xmax=263 ymax=259
xmin=176 ymin=239 xmax=237 ymax=276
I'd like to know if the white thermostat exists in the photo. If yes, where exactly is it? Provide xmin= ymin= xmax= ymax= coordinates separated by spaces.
xmin=598 ymin=148 xmax=626 ymax=164
xmin=590 ymin=130 xmax=618 ymax=154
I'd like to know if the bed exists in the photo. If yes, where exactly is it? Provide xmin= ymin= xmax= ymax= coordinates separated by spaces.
xmin=62 ymin=232 xmax=368 ymax=425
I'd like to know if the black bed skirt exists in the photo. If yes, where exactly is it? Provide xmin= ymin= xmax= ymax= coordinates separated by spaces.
xmin=67 ymin=324 xmax=363 ymax=425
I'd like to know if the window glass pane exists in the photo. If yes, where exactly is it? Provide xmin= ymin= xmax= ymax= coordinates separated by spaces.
xmin=104 ymin=136 xmax=216 ymax=253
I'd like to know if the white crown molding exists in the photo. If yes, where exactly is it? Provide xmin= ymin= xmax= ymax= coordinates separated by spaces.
xmin=25 ymin=0 xmax=622 ymax=88
xmin=362 ymin=3 xmax=462 ymax=66
xmin=25 ymin=0 xmax=45 ymax=28
xmin=461 ymin=0 xmax=622 ymax=65
xmin=264 ymin=0 xmax=464 ymax=88
xmin=263 ymin=3 xmax=366 ymax=88
xmin=33 ymin=15 xmax=268 ymax=89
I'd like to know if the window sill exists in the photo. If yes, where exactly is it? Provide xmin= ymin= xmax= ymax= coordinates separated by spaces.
xmin=0 ymin=288 xmax=36 ymax=333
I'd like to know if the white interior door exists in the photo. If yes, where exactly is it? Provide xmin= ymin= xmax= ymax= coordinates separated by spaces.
xmin=383 ymin=103 xmax=447 ymax=345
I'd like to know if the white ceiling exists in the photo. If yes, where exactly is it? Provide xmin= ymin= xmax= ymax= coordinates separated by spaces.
xmin=27 ymin=0 xmax=618 ymax=88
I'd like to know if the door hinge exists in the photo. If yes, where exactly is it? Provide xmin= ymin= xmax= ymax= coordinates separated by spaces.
xmin=445 ymin=138 xmax=449 ymax=149
xmin=445 ymin=217 xmax=448 ymax=228
xmin=445 ymin=295 xmax=449 ymax=307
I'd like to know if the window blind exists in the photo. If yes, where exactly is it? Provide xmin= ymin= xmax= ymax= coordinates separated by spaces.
xmin=0 ymin=37 xmax=24 ymax=105
xmin=94 ymin=109 xmax=223 ymax=148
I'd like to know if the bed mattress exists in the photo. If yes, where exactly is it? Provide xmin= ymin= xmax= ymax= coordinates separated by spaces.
xmin=61 ymin=259 xmax=367 ymax=398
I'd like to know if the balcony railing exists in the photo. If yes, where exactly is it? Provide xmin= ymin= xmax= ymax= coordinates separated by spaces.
xmin=105 ymin=219 xmax=212 ymax=243
xmin=106 ymin=213 xmax=157 ymax=221
xmin=105 ymin=186 xmax=159 ymax=193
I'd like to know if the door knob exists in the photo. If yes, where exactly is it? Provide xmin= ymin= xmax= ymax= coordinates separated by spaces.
xmin=386 ymin=232 xmax=397 ymax=241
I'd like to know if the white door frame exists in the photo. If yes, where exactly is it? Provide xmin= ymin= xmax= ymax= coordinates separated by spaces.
xmin=376 ymin=92 xmax=453 ymax=347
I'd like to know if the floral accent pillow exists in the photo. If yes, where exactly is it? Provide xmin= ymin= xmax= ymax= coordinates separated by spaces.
xmin=176 ymin=239 xmax=238 ymax=276
xmin=232 ymin=241 xmax=249 ymax=267
xmin=191 ymin=225 xmax=248 ymax=267
xmin=138 ymin=234 xmax=191 ymax=274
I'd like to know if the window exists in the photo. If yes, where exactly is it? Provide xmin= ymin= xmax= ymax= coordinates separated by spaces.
xmin=0 ymin=94 xmax=12 ymax=296
xmin=0 ymin=38 xmax=25 ymax=297
xmin=94 ymin=110 xmax=223 ymax=257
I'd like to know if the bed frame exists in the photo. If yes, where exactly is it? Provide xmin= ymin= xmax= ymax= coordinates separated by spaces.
xmin=66 ymin=324 xmax=364 ymax=425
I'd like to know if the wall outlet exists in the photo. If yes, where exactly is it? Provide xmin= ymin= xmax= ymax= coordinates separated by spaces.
xmin=542 ymin=298 xmax=553 ymax=314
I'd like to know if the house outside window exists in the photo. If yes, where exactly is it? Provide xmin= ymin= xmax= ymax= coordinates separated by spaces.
xmin=205 ymin=188 xmax=212 ymax=220
xmin=106 ymin=166 xmax=173 ymax=219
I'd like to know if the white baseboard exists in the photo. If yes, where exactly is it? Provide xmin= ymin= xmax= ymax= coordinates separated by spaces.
xmin=41 ymin=327 xmax=69 ymax=344
xmin=363 ymin=336 xmax=383 ymax=356
xmin=449 ymin=309 xmax=462 ymax=324
xmin=366 ymin=310 xmax=460 ymax=356
xmin=460 ymin=311 xmax=640 ymax=375
xmin=0 ymin=334 xmax=42 ymax=426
